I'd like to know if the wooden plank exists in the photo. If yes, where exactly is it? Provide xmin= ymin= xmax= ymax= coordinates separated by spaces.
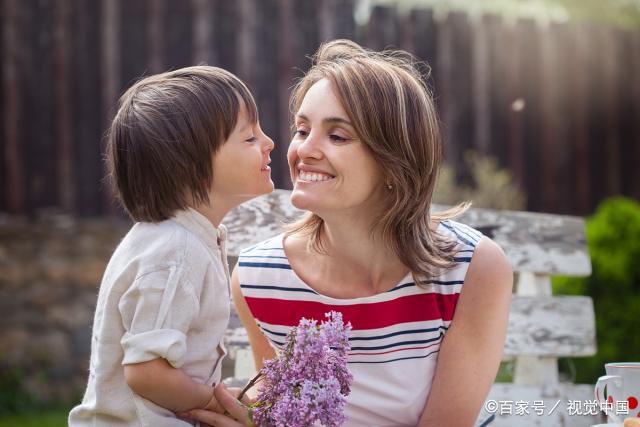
xmin=436 ymin=12 xmax=473 ymax=181
xmin=119 ymin=0 xmax=146 ymax=92
xmin=146 ymin=0 xmax=165 ymax=73
xmin=166 ymin=0 xmax=192 ymax=69
xmin=632 ymin=30 xmax=640 ymax=201
xmin=586 ymin=24 xmax=607 ymax=213
xmin=276 ymin=0 xmax=294 ymax=189
xmin=539 ymin=23 xmax=562 ymax=213
xmin=237 ymin=0 xmax=256 ymax=86
xmin=514 ymin=19 xmax=543 ymax=212
xmin=223 ymin=190 xmax=591 ymax=276
xmin=54 ymin=0 xmax=74 ymax=213
xmin=453 ymin=205 xmax=591 ymax=276
xmin=100 ymin=0 xmax=120 ymax=215
xmin=503 ymin=296 xmax=595 ymax=358
xmin=318 ymin=0 xmax=355 ymax=42
xmin=617 ymin=29 xmax=638 ymax=201
xmin=472 ymin=15 xmax=491 ymax=155
xmin=251 ymin=0 xmax=283 ymax=187
xmin=365 ymin=6 xmax=399 ymax=51
xmin=407 ymin=8 xmax=437 ymax=68
xmin=291 ymin=0 xmax=319 ymax=74
xmin=487 ymin=383 xmax=600 ymax=427
xmin=549 ymin=23 xmax=574 ymax=215
xmin=191 ymin=0 xmax=212 ymax=65
xmin=0 ymin=0 xmax=5 ymax=211
xmin=568 ymin=23 xmax=591 ymax=215
xmin=212 ymin=0 xmax=239 ymax=72
xmin=2 ymin=0 xmax=26 ymax=213
xmin=486 ymin=14 xmax=510 ymax=170
xmin=600 ymin=26 xmax=621 ymax=198
xmin=27 ymin=0 xmax=57 ymax=212
xmin=72 ymin=0 xmax=103 ymax=216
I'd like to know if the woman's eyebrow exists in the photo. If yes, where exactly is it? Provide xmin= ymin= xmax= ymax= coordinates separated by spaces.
xmin=296 ymin=113 xmax=353 ymax=127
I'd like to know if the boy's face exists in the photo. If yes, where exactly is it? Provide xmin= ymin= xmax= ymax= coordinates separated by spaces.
xmin=210 ymin=104 xmax=275 ymax=207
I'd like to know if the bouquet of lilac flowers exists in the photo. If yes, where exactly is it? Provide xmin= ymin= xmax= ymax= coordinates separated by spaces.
xmin=238 ymin=311 xmax=353 ymax=427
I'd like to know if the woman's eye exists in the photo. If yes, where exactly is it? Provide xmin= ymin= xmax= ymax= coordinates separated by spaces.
xmin=329 ymin=134 xmax=348 ymax=142
xmin=246 ymin=136 xmax=257 ymax=143
xmin=295 ymin=129 xmax=308 ymax=137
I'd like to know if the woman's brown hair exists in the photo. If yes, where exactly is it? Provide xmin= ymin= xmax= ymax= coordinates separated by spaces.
xmin=106 ymin=65 xmax=257 ymax=222
xmin=287 ymin=40 xmax=469 ymax=282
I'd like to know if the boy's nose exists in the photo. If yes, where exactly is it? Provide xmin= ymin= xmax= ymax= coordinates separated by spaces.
xmin=263 ymin=135 xmax=275 ymax=152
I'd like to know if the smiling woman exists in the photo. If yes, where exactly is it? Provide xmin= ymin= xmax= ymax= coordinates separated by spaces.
xmin=183 ymin=40 xmax=513 ymax=427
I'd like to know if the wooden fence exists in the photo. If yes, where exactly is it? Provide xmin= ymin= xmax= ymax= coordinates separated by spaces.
xmin=2 ymin=0 xmax=639 ymax=217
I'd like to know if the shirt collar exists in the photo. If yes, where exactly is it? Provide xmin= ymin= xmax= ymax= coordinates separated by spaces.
xmin=171 ymin=208 xmax=226 ymax=251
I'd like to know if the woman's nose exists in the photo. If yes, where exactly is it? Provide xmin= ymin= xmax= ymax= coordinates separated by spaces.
xmin=296 ymin=132 xmax=322 ymax=160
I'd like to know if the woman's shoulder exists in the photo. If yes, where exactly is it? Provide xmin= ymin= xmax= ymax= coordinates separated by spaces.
xmin=238 ymin=234 xmax=286 ymax=258
xmin=437 ymin=219 xmax=484 ymax=250
xmin=440 ymin=219 xmax=512 ymax=284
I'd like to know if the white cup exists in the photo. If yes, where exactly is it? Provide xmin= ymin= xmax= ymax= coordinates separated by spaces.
xmin=595 ymin=362 xmax=640 ymax=423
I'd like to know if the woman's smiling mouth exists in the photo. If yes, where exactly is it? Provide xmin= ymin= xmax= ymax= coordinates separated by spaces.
xmin=297 ymin=170 xmax=336 ymax=183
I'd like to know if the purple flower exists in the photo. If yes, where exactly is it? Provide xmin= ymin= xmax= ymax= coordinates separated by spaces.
xmin=242 ymin=311 xmax=353 ymax=427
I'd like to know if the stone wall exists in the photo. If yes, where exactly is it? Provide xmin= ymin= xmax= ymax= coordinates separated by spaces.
xmin=0 ymin=214 xmax=130 ymax=405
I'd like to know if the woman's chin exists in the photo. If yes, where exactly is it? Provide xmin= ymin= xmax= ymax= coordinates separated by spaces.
xmin=290 ymin=190 xmax=316 ymax=211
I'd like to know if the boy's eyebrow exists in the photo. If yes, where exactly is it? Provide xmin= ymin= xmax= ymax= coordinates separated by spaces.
xmin=296 ymin=113 xmax=353 ymax=127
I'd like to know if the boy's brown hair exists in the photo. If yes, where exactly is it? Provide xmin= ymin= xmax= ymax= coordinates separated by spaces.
xmin=106 ymin=66 xmax=258 ymax=222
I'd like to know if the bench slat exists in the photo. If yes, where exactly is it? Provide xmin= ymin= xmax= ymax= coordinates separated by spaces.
xmin=504 ymin=296 xmax=596 ymax=357
xmin=486 ymin=383 xmax=600 ymax=427
xmin=224 ymin=190 xmax=591 ymax=276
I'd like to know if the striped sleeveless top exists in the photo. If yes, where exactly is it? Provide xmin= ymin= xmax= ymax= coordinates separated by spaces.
xmin=236 ymin=220 xmax=484 ymax=427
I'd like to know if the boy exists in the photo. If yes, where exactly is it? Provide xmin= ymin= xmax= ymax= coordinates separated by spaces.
xmin=69 ymin=66 xmax=274 ymax=426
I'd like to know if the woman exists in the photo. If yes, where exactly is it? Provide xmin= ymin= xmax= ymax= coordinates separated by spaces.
xmin=183 ymin=39 xmax=512 ymax=427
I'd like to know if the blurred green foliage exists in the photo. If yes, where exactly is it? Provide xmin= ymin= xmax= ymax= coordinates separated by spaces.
xmin=553 ymin=197 xmax=640 ymax=383
xmin=434 ymin=152 xmax=526 ymax=210
xmin=0 ymin=410 xmax=69 ymax=427
xmin=0 ymin=366 xmax=36 ymax=415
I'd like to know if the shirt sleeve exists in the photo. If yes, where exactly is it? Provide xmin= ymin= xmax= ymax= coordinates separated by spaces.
xmin=118 ymin=265 xmax=200 ymax=368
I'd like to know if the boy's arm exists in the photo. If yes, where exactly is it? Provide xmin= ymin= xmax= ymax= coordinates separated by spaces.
xmin=124 ymin=358 xmax=219 ymax=413
xmin=119 ymin=268 xmax=221 ymax=413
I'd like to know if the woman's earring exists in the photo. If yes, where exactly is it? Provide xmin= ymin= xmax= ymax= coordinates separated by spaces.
xmin=386 ymin=182 xmax=392 ymax=190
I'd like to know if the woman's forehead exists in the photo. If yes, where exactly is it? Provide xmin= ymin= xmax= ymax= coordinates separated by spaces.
xmin=297 ymin=79 xmax=348 ymax=121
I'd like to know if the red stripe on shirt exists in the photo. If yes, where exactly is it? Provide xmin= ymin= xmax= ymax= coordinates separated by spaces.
xmin=244 ymin=293 xmax=459 ymax=330
xmin=349 ymin=341 xmax=442 ymax=356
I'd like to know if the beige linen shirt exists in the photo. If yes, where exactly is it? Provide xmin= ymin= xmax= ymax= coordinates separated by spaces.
xmin=69 ymin=209 xmax=231 ymax=426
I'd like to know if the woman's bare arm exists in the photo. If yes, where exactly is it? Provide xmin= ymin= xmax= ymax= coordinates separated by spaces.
xmin=418 ymin=237 xmax=513 ymax=427
xmin=230 ymin=265 xmax=276 ymax=393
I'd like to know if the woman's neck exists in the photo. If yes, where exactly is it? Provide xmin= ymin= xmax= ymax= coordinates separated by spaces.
xmin=312 ymin=214 xmax=409 ymax=294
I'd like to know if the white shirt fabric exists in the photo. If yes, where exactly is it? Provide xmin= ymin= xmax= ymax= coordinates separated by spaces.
xmin=69 ymin=208 xmax=231 ymax=426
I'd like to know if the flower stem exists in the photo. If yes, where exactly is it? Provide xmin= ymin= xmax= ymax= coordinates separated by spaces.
xmin=237 ymin=371 xmax=264 ymax=401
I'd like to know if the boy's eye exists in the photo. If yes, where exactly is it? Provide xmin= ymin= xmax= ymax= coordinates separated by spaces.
xmin=295 ymin=129 xmax=308 ymax=137
xmin=246 ymin=136 xmax=257 ymax=143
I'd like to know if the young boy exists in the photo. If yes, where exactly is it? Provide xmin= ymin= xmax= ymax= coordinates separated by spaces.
xmin=69 ymin=66 xmax=274 ymax=426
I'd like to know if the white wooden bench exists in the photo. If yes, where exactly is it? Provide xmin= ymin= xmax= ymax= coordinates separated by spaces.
xmin=222 ymin=189 xmax=599 ymax=427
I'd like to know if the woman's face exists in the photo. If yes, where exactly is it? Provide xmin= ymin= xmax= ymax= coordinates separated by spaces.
xmin=287 ymin=79 xmax=385 ymax=217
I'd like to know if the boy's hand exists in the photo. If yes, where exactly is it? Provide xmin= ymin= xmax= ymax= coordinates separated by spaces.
xmin=202 ymin=386 xmax=224 ymax=413
xmin=224 ymin=386 xmax=255 ymax=405
xmin=177 ymin=383 xmax=254 ymax=426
